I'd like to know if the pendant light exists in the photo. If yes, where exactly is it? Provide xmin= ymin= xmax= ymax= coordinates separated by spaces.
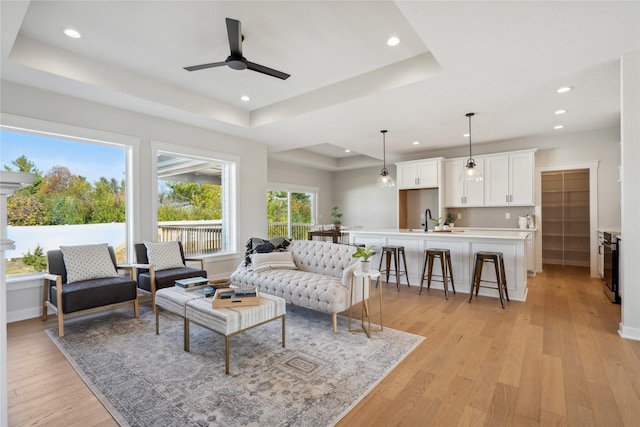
xmin=463 ymin=112 xmax=483 ymax=181
xmin=376 ymin=130 xmax=395 ymax=187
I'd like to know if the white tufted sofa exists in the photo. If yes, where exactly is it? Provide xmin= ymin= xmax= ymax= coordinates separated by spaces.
xmin=230 ymin=240 xmax=360 ymax=332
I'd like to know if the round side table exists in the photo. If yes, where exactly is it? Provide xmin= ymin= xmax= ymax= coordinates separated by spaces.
xmin=349 ymin=269 xmax=383 ymax=338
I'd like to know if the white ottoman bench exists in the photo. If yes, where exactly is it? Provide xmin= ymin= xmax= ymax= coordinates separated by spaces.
xmin=155 ymin=287 xmax=205 ymax=350
xmin=185 ymin=293 xmax=286 ymax=374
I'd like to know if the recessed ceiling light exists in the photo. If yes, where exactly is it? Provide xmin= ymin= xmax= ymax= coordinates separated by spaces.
xmin=463 ymin=133 xmax=470 ymax=138
xmin=412 ymin=141 xmax=420 ymax=145
xmin=386 ymin=36 xmax=401 ymax=47
xmin=344 ymin=149 xmax=351 ymax=153
xmin=63 ymin=28 xmax=82 ymax=39
xmin=556 ymin=86 xmax=572 ymax=94
xmin=554 ymin=125 xmax=565 ymax=130
xmin=555 ymin=109 xmax=567 ymax=115
xmin=240 ymin=95 xmax=250 ymax=102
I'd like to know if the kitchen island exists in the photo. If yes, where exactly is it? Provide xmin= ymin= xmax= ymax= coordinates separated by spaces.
xmin=349 ymin=229 xmax=531 ymax=301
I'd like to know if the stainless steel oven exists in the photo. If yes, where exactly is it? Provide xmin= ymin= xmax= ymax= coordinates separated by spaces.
xmin=602 ymin=231 xmax=620 ymax=303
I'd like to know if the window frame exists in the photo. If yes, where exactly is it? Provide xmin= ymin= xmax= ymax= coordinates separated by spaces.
xmin=0 ymin=113 xmax=140 ymax=266
xmin=150 ymin=140 xmax=238 ymax=259
xmin=267 ymin=182 xmax=318 ymax=238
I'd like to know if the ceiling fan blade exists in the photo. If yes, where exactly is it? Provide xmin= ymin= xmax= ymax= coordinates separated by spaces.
xmin=183 ymin=61 xmax=228 ymax=72
xmin=226 ymin=18 xmax=242 ymax=57
xmin=246 ymin=61 xmax=290 ymax=80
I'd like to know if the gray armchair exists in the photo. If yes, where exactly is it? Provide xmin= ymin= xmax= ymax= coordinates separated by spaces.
xmin=134 ymin=242 xmax=207 ymax=311
xmin=43 ymin=245 xmax=139 ymax=337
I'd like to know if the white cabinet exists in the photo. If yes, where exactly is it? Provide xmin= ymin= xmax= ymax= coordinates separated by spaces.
xmin=396 ymin=159 xmax=440 ymax=189
xmin=526 ymin=232 xmax=535 ymax=273
xmin=485 ymin=151 xmax=534 ymax=206
xmin=444 ymin=159 xmax=484 ymax=207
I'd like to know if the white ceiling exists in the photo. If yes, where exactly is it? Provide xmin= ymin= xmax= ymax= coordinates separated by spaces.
xmin=1 ymin=1 xmax=639 ymax=170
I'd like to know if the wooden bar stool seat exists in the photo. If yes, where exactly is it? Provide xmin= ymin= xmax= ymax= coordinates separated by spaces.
xmin=419 ymin=248 xmax=455 ymax=299
xmin=469 ymin=251 xmax=509 ymax=308
xmin=377 ymin=245 xmax=410 ymax=291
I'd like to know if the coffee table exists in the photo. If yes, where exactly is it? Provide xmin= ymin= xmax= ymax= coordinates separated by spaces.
xmin=185 ymin=293 xmax=286 ymax=374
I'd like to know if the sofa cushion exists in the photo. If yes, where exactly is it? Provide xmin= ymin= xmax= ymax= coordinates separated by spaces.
xmin=144 ymin=241 xmax=185 ymax=271
xmin=60 ymin=243 xmax=118 ymax=283
xmin=251 ymin=252 xmax=297 ymax=273
xmin=137 ymin=267 xmax=208 ymax=292
xmin=231 ymin=268 xmax=351 ymax=314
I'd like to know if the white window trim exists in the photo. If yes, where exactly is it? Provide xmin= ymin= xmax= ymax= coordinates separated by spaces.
xmin=150 ymin=140 xmax=239 ymax=258
xmin=0 ymin=113 xmax=140 ymax=263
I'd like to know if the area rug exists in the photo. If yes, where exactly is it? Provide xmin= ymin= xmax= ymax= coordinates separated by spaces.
xmin=46 ymin=305 xmax=423 ymax=427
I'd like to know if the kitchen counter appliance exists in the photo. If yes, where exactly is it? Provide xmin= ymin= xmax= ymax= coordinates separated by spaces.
xmin=602 ymin=231 xmax=621 ymax=304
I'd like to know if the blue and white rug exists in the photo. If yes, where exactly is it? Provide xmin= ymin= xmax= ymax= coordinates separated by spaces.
xmin=47 ymin=305 xmax=423 ymax=427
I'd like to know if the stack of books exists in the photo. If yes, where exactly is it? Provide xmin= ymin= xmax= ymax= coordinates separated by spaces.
xmin=174 ymin=277 xmax=209 ymax=291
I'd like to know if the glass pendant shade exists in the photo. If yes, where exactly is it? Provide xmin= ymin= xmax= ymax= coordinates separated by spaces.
xmin=463 ymin=112 xmax=483 ymax=182
xmin=377 ymin=130 xmax=395 ymax=187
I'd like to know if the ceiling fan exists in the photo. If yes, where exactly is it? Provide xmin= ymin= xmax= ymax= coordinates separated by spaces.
xmin=184 ymin=18 xmax=290 ymax=80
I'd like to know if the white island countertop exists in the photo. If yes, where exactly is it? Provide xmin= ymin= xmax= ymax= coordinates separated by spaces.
xmin=352 ymin=228 xmax=531 ymax=240
xmin=349 ymin=228 xmax=531 ymax=302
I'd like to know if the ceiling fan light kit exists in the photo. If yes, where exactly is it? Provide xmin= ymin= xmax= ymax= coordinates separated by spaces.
xmin=376 ymin=130 xmax=395 ymax=187
xmin=184 ymin=18 xmax=290 ymax=80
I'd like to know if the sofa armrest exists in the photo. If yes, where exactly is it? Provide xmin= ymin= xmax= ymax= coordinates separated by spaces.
xmin=116 ymin=263 xmax=136 ymax=279
xmin=341 ymin=262 xmax=360 ymax=288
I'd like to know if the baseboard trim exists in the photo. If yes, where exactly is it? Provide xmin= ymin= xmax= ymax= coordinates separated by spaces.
xmin=618 ymin=322 xmax=640 ymax=341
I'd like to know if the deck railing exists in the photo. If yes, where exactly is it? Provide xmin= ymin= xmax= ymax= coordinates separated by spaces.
xmin=158 ymin=220 xmax=223 ymax=255
xmin=267 ymin=223 xmax=313 ymax=240
xmin=158 ymin=221 xmax=315 ymax=256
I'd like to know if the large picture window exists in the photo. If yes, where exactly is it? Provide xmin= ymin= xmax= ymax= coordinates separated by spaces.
xmin=152 ymin=143 xmax=237 ymax=256
xmin=1 ymin=123 xmax=134 ymax=276
xmin=267 ymin=186 xmax=316 ymax=240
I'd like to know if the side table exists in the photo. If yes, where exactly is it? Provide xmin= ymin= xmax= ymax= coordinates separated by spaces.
xmin=349 ymin=269 xmax=383 ymax=338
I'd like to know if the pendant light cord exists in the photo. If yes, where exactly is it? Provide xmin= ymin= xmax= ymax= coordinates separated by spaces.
xmin=381 ymin=129 xmax=388 ymax=173
xmin=466 ymin=112 xmax=474 ymax=162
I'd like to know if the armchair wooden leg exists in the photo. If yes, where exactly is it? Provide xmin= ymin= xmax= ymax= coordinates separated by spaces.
xmin=133 ymin=298 xmax=139 ymax=318
xmin=57 ymin=312 xmax=65 ymax=337
xmin=332 ymin=312 xmax=338 ymax=334
xmin=41 ymin=278 xmax=48 ymax=321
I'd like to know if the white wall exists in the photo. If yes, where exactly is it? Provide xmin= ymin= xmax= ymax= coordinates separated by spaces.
xmin=1 ymin=81 xmax=268 ymax=277
xmin=619 ymin=50 xmax=640 ymax=340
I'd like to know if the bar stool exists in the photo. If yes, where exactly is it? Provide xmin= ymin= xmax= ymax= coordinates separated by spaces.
xmin=377 ymin=245 xmax=410 ymax=291
xmin=419 ymin=248 xmax=455 ymax=299
xmin=469 ymin=251 xmax=509 ymax=308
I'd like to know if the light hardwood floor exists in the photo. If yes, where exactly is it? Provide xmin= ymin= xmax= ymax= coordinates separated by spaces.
xmin=8 ymin=265 xmax=640 ymax=426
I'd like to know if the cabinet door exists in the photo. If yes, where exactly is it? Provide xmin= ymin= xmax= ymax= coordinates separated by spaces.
xmin=464 ymin=158 xmax=485 ymax=206
xmin=417 ymin=161 xmax=439 ymax=188
xmin=509 ymin=152 xmax=534 ymax=205
xmin=444 ymin=160 xmax=464 ymax=207
xmin=484 ymin=155 xmax=510 ymax=206
xmin=397 ymin=163 xmax=418 ymax=189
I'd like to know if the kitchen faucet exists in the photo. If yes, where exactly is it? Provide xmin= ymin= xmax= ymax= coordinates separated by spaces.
xmin=423 ymin=208 xmax=432 ymax=231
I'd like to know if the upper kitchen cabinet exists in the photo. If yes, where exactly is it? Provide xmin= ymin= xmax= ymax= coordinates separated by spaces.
xmin=484 ymin=150 xmax=536 ymax=206
xmin=444 ymin=158 xmax=484 ymax=207
xmin=396 ymin=159 xmax=442 ymax=189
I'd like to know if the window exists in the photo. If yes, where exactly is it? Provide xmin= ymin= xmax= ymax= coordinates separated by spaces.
xmin=1 ymin=121 xmax=135 ymax=276
xmin=267 ymin=186 xmax=316 ymax=240
xmin=152 ymin=142 xmax=237 ymax=257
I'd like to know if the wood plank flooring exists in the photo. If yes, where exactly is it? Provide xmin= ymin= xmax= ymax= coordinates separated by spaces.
xmin=8 ymin=265 xmax=640 ymax=426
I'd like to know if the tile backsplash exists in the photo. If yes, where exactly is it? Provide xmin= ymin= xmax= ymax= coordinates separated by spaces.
xmin=445 ymin=206 xmax=535 ymax=228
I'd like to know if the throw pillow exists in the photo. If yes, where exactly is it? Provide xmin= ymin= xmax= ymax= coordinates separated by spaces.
xmin=251 ymin=251 xmax=297 ymax=273
xmin=60 ymin=243 xmax=118 ymax=283
xmin=144 ymin=241 xmax=185 ymax=271
xmin=244 ymin=237 xmax=292 ymax=265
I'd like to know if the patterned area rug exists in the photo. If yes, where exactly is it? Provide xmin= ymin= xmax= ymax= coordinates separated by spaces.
xmin=47 ymin=305 xmax=423 ymax=427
